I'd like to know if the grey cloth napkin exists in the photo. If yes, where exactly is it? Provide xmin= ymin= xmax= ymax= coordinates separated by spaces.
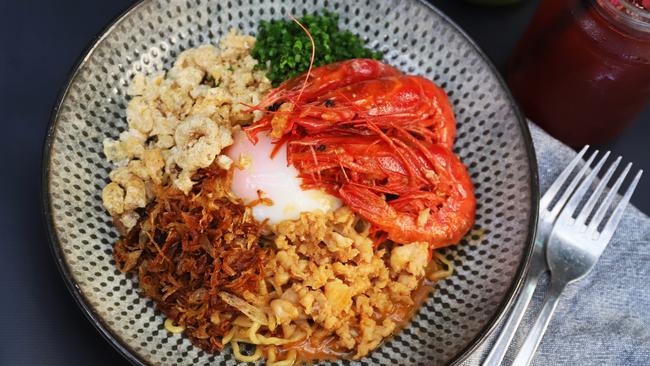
xmin=463 ymin=123 xmax=650 ymax=366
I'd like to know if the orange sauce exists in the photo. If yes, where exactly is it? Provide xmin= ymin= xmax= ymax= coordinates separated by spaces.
xmin=390 ymin=280 xmax=436 ymax=327
xmin=285 ymin=336 xmax=352 ymax=363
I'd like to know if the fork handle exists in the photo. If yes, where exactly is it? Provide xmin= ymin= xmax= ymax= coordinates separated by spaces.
xmin=482 ymin=259 xmax=546 ymax=366
xmin=511 ymin=279 xmax=567 ymax=366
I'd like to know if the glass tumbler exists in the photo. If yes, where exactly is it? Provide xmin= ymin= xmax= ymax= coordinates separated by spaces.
xmin=507 ymin=0 xmax=650 ymax=146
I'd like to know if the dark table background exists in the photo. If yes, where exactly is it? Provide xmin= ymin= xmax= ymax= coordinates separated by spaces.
xmin=1 ymin=1 xmax=647 ymax=365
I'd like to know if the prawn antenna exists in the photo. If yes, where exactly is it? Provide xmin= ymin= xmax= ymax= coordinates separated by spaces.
xmin=288 ymin=13 xmax=315 ymax=103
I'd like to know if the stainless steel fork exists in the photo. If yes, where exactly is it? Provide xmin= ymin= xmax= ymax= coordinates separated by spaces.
xmin=482 ymin=146 xmax=593 ymax=366
xmin=511 ymin=152 xmax=642 ymax=366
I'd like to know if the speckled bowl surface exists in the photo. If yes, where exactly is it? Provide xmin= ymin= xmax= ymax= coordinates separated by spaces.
xmin=43 ymin=0 xmax=539 ymax=365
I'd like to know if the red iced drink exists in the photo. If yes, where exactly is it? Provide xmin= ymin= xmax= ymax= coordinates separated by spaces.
xmin=508 ymin=0 xmax=650 ymax=146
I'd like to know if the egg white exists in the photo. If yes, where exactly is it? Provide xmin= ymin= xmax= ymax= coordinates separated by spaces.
xmin=226 ymin=129 xmax=341 ymax=224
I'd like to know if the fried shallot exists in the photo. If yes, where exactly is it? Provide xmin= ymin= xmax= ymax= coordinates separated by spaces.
xmin=113 ymin=164 xmax=266 ymax=352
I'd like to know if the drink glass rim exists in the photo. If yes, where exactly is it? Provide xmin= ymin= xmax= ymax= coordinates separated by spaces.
xmin=597 ymin=0 xmax=650 ymax=32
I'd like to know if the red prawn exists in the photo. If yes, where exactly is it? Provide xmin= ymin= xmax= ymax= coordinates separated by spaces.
xmin=244 ymin=16 xmax=474 ymax=248
xmin=287 ymin=132 xmax=475 ymax=247
xmin=244 ymin=59 xmax=402 ymax=143
xmin=286 ymin=75 xmax=457 ymax=149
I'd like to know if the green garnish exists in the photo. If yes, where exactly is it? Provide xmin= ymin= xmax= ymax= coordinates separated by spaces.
xmin=252 ymin=11 xmax=383 ymax=86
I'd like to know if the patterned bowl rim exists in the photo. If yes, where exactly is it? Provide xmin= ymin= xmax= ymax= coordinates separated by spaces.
xmin=41 ymin=0 xmax=540 ymax=365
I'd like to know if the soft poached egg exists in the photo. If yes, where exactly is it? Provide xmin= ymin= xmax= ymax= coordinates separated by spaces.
xmin=227 ymin=129 xmax=341 ymax=224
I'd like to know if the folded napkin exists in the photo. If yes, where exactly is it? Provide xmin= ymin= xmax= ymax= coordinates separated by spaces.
xmin=463 ymin=122 xmax=650 ymax=366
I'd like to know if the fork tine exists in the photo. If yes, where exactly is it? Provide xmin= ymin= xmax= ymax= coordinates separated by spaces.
xmin=556 ymin=150 xmax=609 ymax=221
xmin=549 ymin=149 xmax=598 ymax=218
xmin=568 ymin=151 xmax=612 ymax=224
xmin=575 ymin=156 xmax=621 ymax=225
xmin=540 ymin=146 xmax=589 ymax=211
xmin=593 ymin=169 xmax=642 ymax=244
xmin=587 ymin=162 xmax=632 ymax=234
